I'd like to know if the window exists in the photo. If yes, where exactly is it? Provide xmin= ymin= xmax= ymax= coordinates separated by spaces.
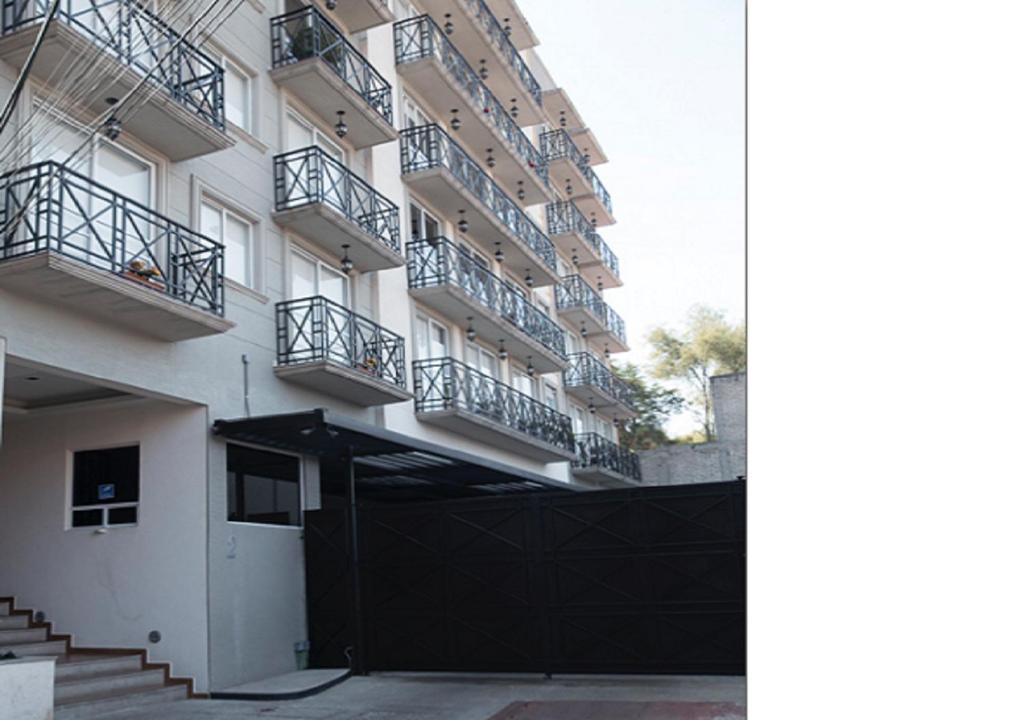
xmin=571 ymin=404 xmax=588 ymax=435
xmin=513 ymin=369 xmax=537 ymax=399
xmin=415 ymin=314 xmax=448 ymax=359
xmin=222 ymin=57 xmax=252 ymax=131
xmin=409 ymin=202 xmax=439 ymax=241
xmin=544 ymin=383 xmax=559 ymax=411
xmin=34 ymin=105 xmax=155 ymax=265
xmin=466 ymin=344 xmax=498 ymax=378
xmin=201 ymin=199 xmax=253 ymax=287
xmin=71 ymin=446 xmax=140 ymax=528
xmin=289 ymin=246 xmax=350 ymax=306
xmin=402 ymin=95 xmax=430 ymax=130
xmin=227 ymin=444 xmax=301 ymax=527
xmin=565 ymin=330 xmax=582 ymax=355
xmin=286 ymin=110 xmax=345 ymax=162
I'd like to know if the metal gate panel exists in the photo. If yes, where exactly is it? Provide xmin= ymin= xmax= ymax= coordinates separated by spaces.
xmin=305 ymin=481 xmax=745 ymax=675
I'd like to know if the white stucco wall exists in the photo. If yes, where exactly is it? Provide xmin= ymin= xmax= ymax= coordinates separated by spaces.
xmin=0 ymin=400 xmax=210 ymax=690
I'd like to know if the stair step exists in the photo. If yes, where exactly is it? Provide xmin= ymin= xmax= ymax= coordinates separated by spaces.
xmin=0 ymin=626 xmax=48 ymax=644
xmin=0 ymin=599 xmax=10 ymax=615
xmin=56 ymin=654 xmax=144 ymax=681
xmin=56 ymin=668 xmax=167 ymax=704
xmin=54 ymin=683 xmax=188 ymax=719
xmin=0 ymin=614 xmax=29 ymax=629
xmin=0 ymin=638 xmax=67 ymax=656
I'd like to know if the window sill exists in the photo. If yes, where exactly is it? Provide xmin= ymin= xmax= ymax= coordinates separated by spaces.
xmin=227 ymin=520 xmax=303 ymax=531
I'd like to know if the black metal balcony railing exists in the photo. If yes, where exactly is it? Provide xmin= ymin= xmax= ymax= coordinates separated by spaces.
xmin=2 ymin=0 xmax=224 ymax=130
xmin=413 ymin=357 xmax=575 ymax=453
xmin=394 ymin=15 xmax=547 ymax=188
xmin=276 ymin=295 xmax=406 ymax=388
xmin=546 ymin=201 xmax=620 ymax=278
xmin=541 ymin=129 xmax=613 ymax=217
xmin=564 ymin=352 xmax=636 ymax=411
xmin=0 ymin=161 xmax=225 ymax=315
xmin=556 ymin=274 xmax=628 ymax=347
xmin=270 ymin=6 xmax=393 ymax=124
xmin=541 ymin=129 xmax=588 ymax=174
xmin=400 ymin=124 xmax=556 ymax=272
xmin=574 ymin=432 xmax=641 ymax=481
xmin=274 ymin=145 xmax=400 ymax=254
xmin=463 ymin=0 xmax=541 ymax=107
xmin=407 ymin=237 xmax=565 ymax=359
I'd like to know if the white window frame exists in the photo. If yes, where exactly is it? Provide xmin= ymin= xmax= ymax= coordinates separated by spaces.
xmin=285 ymin=107 xmax=347 ymax=163
xmin=544 ymin=382 xmax=559 ymax=411
xmin=201 ymin=196 xmax=255 ymax=289
xmin=221 ymin=55 xmax=254 ymax=133
xmin=415 ymin=312 xmax=450 ymax=360
xmin=409 ymin=201 xmax=441 ymax=242
xmin=286 ymin=240 xmax=352 ymax=306
xmin=66 ymin=443 xmax=141 ymax=531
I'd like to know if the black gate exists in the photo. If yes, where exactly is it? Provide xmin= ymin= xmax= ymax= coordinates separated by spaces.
xmin=304 ymin=481 xmax=745 ymax=676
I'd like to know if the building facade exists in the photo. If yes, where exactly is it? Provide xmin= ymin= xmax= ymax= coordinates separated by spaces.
xmin=0 ymin=0 xmax=638 ymax=693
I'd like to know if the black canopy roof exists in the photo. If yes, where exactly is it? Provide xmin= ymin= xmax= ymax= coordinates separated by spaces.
xmin=212 ymin=409 xmax=576 ymax=502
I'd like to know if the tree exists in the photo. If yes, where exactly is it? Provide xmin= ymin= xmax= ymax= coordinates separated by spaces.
xmin=649 ymin=306 xmax=746 ymax=440
xmin=612 ymin=362 xmax=686 ymax=451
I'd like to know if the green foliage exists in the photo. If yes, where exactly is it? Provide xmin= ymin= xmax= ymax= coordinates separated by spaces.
xmin=612 ymin=361 xmax=685 ymax=452
xmin=673 ymin=430 xmax=709 ymax=445
xmin=649 ymin=306 xmax=746 ymax=440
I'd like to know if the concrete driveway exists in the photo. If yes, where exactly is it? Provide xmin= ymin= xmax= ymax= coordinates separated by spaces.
xmin=108 ymin=673 xmax=745 ymax=719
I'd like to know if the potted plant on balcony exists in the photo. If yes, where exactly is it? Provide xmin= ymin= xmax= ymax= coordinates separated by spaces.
xmin=123 ymin=258 xmax=165 ymax=290
xmin=289 ymin=24 xmax=342 ymax=66
xmin=356 ymin=354 xmax=380 ymax=376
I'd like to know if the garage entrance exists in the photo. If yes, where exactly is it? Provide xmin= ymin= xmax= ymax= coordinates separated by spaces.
xmin=212 ymin=410 xmax=745 ymax=677
xmin=306 ymin=481 xmax=745 ymax=676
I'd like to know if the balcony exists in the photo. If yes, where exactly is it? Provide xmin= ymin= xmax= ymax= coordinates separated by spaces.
xmin=407 ymin=237 xmax=566 ymax=373
xmin=555 ymin=275 xmax=628 ymax=353
xmin=327 ymin=0 xmax=395 ymax=32
xmin=546 ymin=201 xmax=621 ymax=288
xmin=275 ymin=296 xmax=411 ymax=406
xmin=573 ymin=432 xmax=641 ymax=486
xmin=270 ymin=7 xmax=397 ymax=150
xmin=540 ymin=130 xmax=615 ymax=226
xmin=394 ymin=15 xmax=549 ymax=204
xmin=0 ymin=0 xmax=231 ymax=161
xmin=563 ymin=352 xmax=638 ymax=420
xmin=0 ymin=162 xmax=232 ymax=341
xmin=400 ymin=124 xmax=558 ymax=285
xmin=413 ymin=357 xmax=575 ymax=461
xmin=416 ymin=0 xmax=543 ymax=125
xmin=273 ymin=146 xmax=403 ymax=272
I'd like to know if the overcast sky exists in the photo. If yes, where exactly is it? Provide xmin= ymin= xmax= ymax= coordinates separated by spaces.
xmin=517 ymin=0 xmax=746 ymax=434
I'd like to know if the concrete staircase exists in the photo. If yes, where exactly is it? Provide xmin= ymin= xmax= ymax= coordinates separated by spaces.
xmin=0 ymin=597 xmax=193 ymax=718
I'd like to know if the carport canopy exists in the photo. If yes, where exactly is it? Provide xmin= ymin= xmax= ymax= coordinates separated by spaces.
xmin=212 ymin=409 xmax=576 ymax=502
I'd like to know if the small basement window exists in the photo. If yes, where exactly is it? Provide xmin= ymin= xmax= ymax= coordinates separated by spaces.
xmin=71 ymin=446 xmax=140 ymax=528
xmin=227 ymin=444 xmax=301 ymax=527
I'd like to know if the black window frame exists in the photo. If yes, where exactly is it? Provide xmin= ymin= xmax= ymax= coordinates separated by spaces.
xmin=226 ymin=442 xmax=303 ymax=528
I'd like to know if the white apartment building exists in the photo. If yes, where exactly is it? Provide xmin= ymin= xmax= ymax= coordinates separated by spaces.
xmin=0 ymin=0 xmax=640 ymax=699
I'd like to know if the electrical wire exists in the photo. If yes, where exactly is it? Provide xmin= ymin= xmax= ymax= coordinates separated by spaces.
xmin=0 ymin=0 xmax=213 ymax=172
xmin=0 ymin=0 xmax=247 ymax=239
xmin=0 ymin=0 xmax=61 ymax=138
